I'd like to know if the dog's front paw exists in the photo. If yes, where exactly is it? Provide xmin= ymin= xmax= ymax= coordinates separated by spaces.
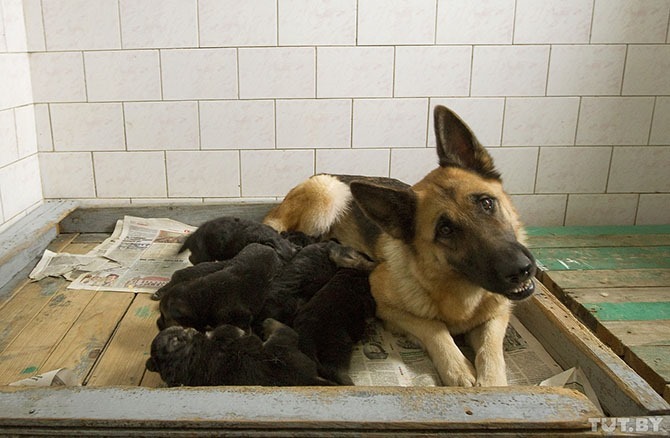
xmin=475 ymin=370 xmax=507 ymax=387
xmin=438 ymin=358 xmax=477 ymax=387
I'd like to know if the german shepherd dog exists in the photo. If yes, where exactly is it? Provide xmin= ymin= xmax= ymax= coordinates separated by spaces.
xmin=263 ymin=105 xmax=536 ymax=387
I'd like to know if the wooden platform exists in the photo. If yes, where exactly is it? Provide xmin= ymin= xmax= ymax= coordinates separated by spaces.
xmin=528 ymin=225 xmax=670 ymax=404
xmin=1 ymin=206 xmax=669 ymax=435
xmin=0 ymin=232 xmax=163 ymax=388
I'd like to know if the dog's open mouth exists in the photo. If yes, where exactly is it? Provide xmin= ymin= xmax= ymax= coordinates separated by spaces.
xmin=504 ymin=278 xmax=535 ymax=300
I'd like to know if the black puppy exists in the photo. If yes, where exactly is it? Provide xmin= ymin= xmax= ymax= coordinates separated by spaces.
xmin=146 ymin=318 xmax=334 ymax=386
xmin=180 ymin=216 xmax=297 ymax=264
xmin=293 ymin=268 xmax=376 ymax=385
xmin=256 ymin=240 xmax=376 ymax=326
xmin=151 ymin=260 xmax=232 ymax=301
xmin=157 ymin=243 xmax=281 ymax=332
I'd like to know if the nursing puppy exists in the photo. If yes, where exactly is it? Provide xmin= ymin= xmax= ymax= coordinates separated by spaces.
xmin=146 ymin=318 xmax=333 ymax=387
xmin=151 ymin=260 xmax=232 ymax=301
xmin=179 ymin=216 xmax=297 ymax=264
xmin=256 ymin=240 xmax=375 ymax=326
xmin=293 ymin=268 xmax=376 ymax=385
xmin=157 ymin=243 xmax=281 ymax=332
xmin=264 ymin=105 xmax=536 ymax=387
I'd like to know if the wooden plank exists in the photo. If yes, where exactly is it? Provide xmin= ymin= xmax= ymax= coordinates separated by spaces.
xmin=0 ymin=233 xmax=77 ymax=310
xmin=599 ymin=321 xmax=670 ymax=355
xmin=59 ymin=204 xmax=278 ymax=234
xmin=515 ymin=283 xmax=670 ymax=416
xmin=39 ymin=292 xmax=134 ymax=385
xmin=625 ymin=343 xmax=670 ymax=398
xmin=0 ymin=288 xmax=97 ymax=385
xmin=540 ymin=269 xmax=670 ymax=290
xmin=85 ymin=294 xmax=159 ymax=386
xmin=533 ymin=246 xmax=670 ymax=271
xmin=582 ymin=302 xmax=670 ymax=321
xmin=526 ymin=225 xmax=670 ymax=237
xmin=528 ymin=233 xmax=670 ymax=249
xmin=139 ymin=368 xmax=165 ymax=388
xmin=0 ymin=386 xmax=601 ymax=434
xmin=0 ymin=201 xmax=78 ymax=292
xmin=566 ymin=287 xmax=670 ymax=304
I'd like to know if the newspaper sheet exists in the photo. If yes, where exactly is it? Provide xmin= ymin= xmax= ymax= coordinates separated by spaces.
xmin=30 ymin=216 xmax=196 ymax=294
xmin=66 ymin=216 xmax=196 ymax=293
xmin=347 ymin=315 xmax=562 ymax=386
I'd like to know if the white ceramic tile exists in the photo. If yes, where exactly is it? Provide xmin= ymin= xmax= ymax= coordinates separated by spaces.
xmin=316 ymin=149 xmax=390 ymax=177
xmin=0 ymin=155 xmax=42 ymax=219
xmin=51 ymin=103 xmax=125 ymax=151
xmin=34 ymin=104 xmax=53 ymax=152
xmin=576 ymin=97 xmax=654 ymax=145
xmin=591 ymin=0 xmax=670 ymax=43
xmin=84 ymin=50 xmax=161 ymax=102
xmin=514 ymin=0 xmax=593 ymax=43
xmin=317 ymin=47 xmax=394 ymax=98
xmin=358 ymin=0 xmax=436 ymax=45
xmin=276 ymin=99 xmax=351 ymax=149
xmin=650 ymin=97 xmax=670 ymax=145
xmin=502 ymin=98 xmax=579 ymax=146
xmin=471 ymin=46 xmax=550 ymax=96
xmin=2 ymin=0 xmax=27 ymax=51
xmin=14 ymin=105 xmax=37 ymax=158
xmin=535 ymin=146 xmax=612 ymax=193
xmin=622 ymin=45 xmax=670 ymax=96
xmin=608 ymin=146 xmax=670 ymax=193
xmin=120 ymin=0 xmax=197 ymax=48
xmin=436 ymin=0 xmax=514 ymax=44
xmin=30 ymin=52 xmax=86 ymax=103
xmin=199 ymin=0 xmax=276 ymax=47
xmin=42 ymin=0 xmax=120 ymax=50
xmin=239 ymin=47 xmax=315 ymax=99
xmin=0 ymin=108 xmax=17 ymax=167
xmin=161 ymin=49 xmax=237 ymax=100
xmin=547 ymin=45 xmax=626 ymax=96
xmin=240 ymin=150 xmax=314 ymax=197
xmin=125 ymin=101 xmax=198 ymax=150
xmin=0 ymin=54 xmax=31 ymax=110
xmin=279 ymin=0 xmax=356 ymax=45
xmin=93 ymin=151 xmax=167 ymax=198
xmin=167 ymin=151 xmax=240 ymax=197
xmin=39 ymin=152 xmax=95 ymax=198
xmin=352 ymin=99 xmax=428 ymax=148
xmin=486 ymin=147 xmax=538 ymax=194
xmin=429 ymin=98 xmax=505 ymax=147
xmin=389 ymin=148 xmax=438 ymax=184
xmin=510 ymin=194 xmax=567 ymax=226
xmin=395 ymin=46 xmax=472 ymax=97
xmin=200 ymin=100 xmax=275 ymax=150
xmin=636 ymin=194 xmax=670 ymax=225
xmin=22 ymin=0 xmax=45 ymax=51
xmin=0 ymin=6 xmax=6 ymax=52
xmin=565 ymin=194 xmax=638 ymax=225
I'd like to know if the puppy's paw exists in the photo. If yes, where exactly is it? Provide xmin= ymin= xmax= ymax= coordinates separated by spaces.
xmin=438 ymin=358 xmax=477 ymax=387
xmin=327 ymin=242 xmax=376 ymax=271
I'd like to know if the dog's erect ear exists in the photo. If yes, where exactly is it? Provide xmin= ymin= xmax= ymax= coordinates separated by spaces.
xmin=350 ymin=181 xmax=416 ymax=243
xmin=433 ymin=105 xmax=501 ymax=180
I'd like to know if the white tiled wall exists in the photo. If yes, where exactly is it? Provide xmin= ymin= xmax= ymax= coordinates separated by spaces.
xmin=0 ymin=0 xmax=669 ymax=229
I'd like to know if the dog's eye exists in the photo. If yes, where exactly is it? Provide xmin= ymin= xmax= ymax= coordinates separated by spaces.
xmin=479 ymin=197 xmax=495 ymax=212
xmin=436 ymin=219 xmax=453 ymax=238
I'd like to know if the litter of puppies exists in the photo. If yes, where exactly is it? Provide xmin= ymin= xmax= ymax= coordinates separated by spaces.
xmin=147 ymin=216 xmax=377 ymax=387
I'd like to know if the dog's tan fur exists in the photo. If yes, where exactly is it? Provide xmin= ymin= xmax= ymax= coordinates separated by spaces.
xmin=263 ymin=106 xmax=535 ymax=386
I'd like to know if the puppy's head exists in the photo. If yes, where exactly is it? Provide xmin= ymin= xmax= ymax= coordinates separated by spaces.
xmin=350 ymin=105 xmax=535 ymax=301
xmin=146 ymin=326 xmax=198 ymax=374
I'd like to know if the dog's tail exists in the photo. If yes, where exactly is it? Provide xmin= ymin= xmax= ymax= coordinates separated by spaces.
xmin=263 ymin=174 xmax=351 ymax=237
